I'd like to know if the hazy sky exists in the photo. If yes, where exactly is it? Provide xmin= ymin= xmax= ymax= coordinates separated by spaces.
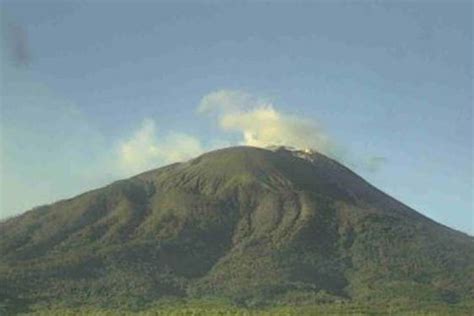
xmin=1 ymin=1 xmax=472 ymax=234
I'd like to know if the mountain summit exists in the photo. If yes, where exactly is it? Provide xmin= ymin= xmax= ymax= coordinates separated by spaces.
xmin=1 ymin=146 xmax=473 ymax=313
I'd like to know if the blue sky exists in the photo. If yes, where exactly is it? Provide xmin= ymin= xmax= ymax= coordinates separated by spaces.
xmin=0 ymin=1 xmax=472 ymax=234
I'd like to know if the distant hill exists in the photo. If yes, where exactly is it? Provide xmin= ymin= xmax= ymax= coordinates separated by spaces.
xmin=1 ymin=146 xmax=473 ymax=314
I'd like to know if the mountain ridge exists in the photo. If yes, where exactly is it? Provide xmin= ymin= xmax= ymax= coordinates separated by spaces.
xmin=1 ymin=146 xmax=473 ymax=313
xmin=4 ymin=145 xmax=470 ymax=237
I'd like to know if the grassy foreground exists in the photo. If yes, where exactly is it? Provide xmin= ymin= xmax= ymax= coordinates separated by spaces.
xmin=19 ymin=299 xmax=474 ymax=316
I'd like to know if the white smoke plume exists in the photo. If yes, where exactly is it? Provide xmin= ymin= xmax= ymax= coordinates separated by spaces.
xmin=199 ymin=89 xmax=334 ymax=155
xmin=116 ymin=90 xmax=385 ymax=177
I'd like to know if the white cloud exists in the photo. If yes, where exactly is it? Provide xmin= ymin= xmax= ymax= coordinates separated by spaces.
xmin=199 ymin=90 xmax=333 ymax=155
xmin=117 ymin=119 xmax=204 ymax=176
xmin=116 ymin=90 xmax=385 ymax=177
xmin=198 ymin=89 xmax=257 ymax=114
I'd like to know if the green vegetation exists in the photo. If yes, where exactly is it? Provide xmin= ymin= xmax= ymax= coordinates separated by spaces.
xmin=1 ymin=147 xmax=473 ymax=315
xmin=15 ymin=298 xmax=474 ymax=316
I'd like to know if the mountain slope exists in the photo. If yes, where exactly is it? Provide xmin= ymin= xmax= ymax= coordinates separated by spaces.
xmin=1 ymin=146 xmax=473 ymax=313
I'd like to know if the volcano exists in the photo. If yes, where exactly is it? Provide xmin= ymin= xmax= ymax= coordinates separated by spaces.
xmin=1 ymin=146 xmax=473 ymax=313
